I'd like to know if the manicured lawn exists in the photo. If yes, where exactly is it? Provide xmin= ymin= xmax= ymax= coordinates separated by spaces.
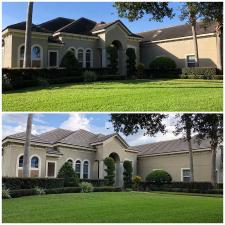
xmin=2 ymin=192 xmax=223 ymax=223
xmin=2 ymin=79 xmax=223 ymax=111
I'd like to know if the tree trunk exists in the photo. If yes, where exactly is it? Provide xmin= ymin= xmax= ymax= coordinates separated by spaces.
xmin=211 ymin=144 xmax=217 ymax=187
xmin=23 ymin=2 xmax=33 ymax=68
xmin=215 ymin=22 xmax=223 ymax=71
xmin=191 ymin=21 xmax=199 ymax=67
xmin=188 ymin=139 xmax=194 ymax=182
xmin=23 ymin=114 xmax=33 ymax=177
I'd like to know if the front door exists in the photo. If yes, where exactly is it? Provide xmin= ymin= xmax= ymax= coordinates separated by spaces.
xmin=47 ymin=161 xmax=56 ymax=177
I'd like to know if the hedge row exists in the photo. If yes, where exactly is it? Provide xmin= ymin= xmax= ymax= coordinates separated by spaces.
xmin=80 ymin=179 xmax=108 ymax=187
xmin=8 ymin=186 xmax=122 ymax=198
xmin=2 ymin=177 xmax=64 ymax=190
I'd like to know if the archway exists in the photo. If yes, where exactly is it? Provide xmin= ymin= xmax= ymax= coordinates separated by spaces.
xmin=109 ymin=152 xmax=121 ymax=187
xmin=111 ymin=40 xmax=123 ymax=75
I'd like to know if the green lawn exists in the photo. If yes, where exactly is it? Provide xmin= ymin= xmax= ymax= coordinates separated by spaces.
xmin=2 ymin=79 xmax=223 ymax=111
xmin=2 ymin=192 xmax=223 ymax=223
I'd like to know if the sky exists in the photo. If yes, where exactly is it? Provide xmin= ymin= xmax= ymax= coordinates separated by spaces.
xmin=2 ymin=2 xmax=185 ymax=33
xmin=2 ymin=113 xmax=182 ymax=146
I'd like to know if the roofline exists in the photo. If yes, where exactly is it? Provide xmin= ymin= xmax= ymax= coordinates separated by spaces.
xmin=54 ymin=142 xmax=96 ymax=151
xmin=141 ymin=32 xmax=216 ymax=45
xmin=2 ymin=28 xmax=52 ymax=37
xmin=53 ymin=32 xmax=99 ymax=40
xmin=137 ymin=148 xmax=211 ymax=158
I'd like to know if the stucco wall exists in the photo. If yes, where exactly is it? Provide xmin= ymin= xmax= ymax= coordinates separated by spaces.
xmin=2 ymin=34 xmax=13 ymax=68
xmin=137 ymin=150 xmax=212 ymax=182
xmin=140 ymin=35 xmax=218 ymax=68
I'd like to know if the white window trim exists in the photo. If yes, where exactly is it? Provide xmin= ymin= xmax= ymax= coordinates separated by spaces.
xmin=17 ymin=43 xmax=25 ymax=67
xmin=85 ymin=48 xmax=93 ymax=68
xmin=46 ymin=160 xmax=57 ymax=178
xmin=153 ymin=169 xmax=162 ymax=171
xmin=82 ymin=159 xmax=91 ymax=179
xmin=30 ymin=154 xmax=41 ymax=177
xmin=181 ymin=168 xmax=191 ymax=182
xmin=48 ymin=50 xmax=59 ymax=68
xmin=77 ymin=47 xmax=85 ymax=68
xmin=75 ymin=159 xmax=82 ymax=178
xmin=185 ymin=53 xmax=196 ymax=68
xmin=16 ymin=153 xmax=24 ymax=177
xmin=31 ymin=44 xmax=43 ymax=68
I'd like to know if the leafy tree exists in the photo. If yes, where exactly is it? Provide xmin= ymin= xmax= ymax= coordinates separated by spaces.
xmin=126 ymin=48 xmax=136 ymax=77
xmin=174 ymin=114 xmax=195 ymax=182
xmin=198 ymin=2 xmax=223 ymax=70
xmin=110 ymin=114 xmax=168 ymax=136
xmin=106 ymin=45 xmax=118 ymax=74
xmin=114 ymin=2 xmax=174 ymax=22
xmin=123 ymin=161 xmax=133 ymax=188
xmin=104 ymin=157 xmax=115 ymax=186
xmin=60 ymin=50 xmax=80 ymax=70
xmin=180 ymin=2 xmax=200 ymax=67
xmin=57 ymin=162 xmax=79 ymax=187
xmin=193 ymin=114 xmax=223 ymax=186
xmin=146 ymin=170 xmax=172 ymax=184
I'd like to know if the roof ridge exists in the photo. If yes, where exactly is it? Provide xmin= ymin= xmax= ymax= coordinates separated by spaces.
xmin=39 ymin=17 xmax=74 ymax=26
xmin=37 ymin=128 xmax=73 ymax=137
xmin=55 ymin=19 xmax=77 ymax=33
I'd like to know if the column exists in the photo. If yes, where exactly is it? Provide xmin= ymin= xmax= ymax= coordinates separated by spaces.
xmin=101 ymin=48 xmax=106 ymax=68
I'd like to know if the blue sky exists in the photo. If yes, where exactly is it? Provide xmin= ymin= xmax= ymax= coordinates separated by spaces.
xmin=2 ymin=2 xmax=185 ymax=33
xmin=2 ymin=113 xmax=180 ymax=146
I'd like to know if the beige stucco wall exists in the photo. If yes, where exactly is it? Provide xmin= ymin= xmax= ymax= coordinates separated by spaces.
xmin=2 ymin=34 xmax=13 ymax=68
xmin=137 ymin=150 xmax=212 ymax=182
xmin=140 ymin=35 xmax=218 ymax=69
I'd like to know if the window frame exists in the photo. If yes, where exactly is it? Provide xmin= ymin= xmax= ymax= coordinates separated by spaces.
xmin=75 ymin=159 xmax=82 ymax=178
xmin=85 ymin=48 xmax=93 ymax=68
xmin=83 ymin=160 xmax=90 ymax=179
xmin=77 ymin=48 xmax=85 ymax=68
xmin=185 ymin=54 xmax=196 ymax=67
xmin=181 ymin=168 xmax=191 ymax=182
xmin=31 ymin=44 xmax=43 ymax=68
xmin=48 ymin=50 xmax=59 ymax=68
xmin=46 ymin=160 xmax=57 ymax=178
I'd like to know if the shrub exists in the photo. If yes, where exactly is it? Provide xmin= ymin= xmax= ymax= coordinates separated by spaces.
xmin=149 ymin=56 xmax=176 ymax=71
xmin=10 ymin=189 xmax=37 ymax=198
xmin=2 ymin=186 xmax=11 ymax=199
xmin=104 ymin=157 xmax=115 ymax=186
xmin=97 ymin=75 xmax=126 ymax=81
xmin=80 ymin=179 xmax=108 ymax=187
xmin=179 ymin=74 xmax=222 ymax=80
xmin=126 ymin=48 xmax=136 ymax=77
xmin=60 ymin=50 xmax=81 ymax=70
xmin=136 ymin=63 xmax=145 ymax=78
xmin=2 ymin=177 xmax=64 ymax=190
xmin=107 ymin=45 xmax=118 ymax=74
xmin=93 ymin=187 xmax=122 ymax=192
xmin=83 ymin=70 xmax=97 ymax=82
xmin=34 ymin=186 xmax=46 ymax=195
xmin=123 ymin=161 xmax=133 ymax=188
xmin=182 ymin=67 xmax=217 ymax=78
xmin=79 ymin=182 xmax=93 ymax=193
xmin=45 ymin=187 xmax=81 ymax=194
xmin=146 ymin=170 xmax=172 ymax=184
xmin=57 ymin=162 xmax=79 ymax=187
xmin=132 ymin=176 xmax=142 ymax=191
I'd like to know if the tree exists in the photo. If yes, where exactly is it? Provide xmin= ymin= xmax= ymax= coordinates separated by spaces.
xmin=180 ymin=2 xmax=200 ymax=67
xmin=23 ymin=114 xmax=33 ymax=177
xmin=60 ymin=50 xmax=80 ymax=70
xmin=106 ymin=45 xmax=118 ymax=74
xmin=104 ymin=157 xmax=115 ymax=186
xmin=198 ymin=2 xmax=223 ymax=71
xmin=114 ymin=2 xmax=174 ymax=22
xmin=193 ymin=114 xmax=223 ymax=186
xmin=110 ymin=114 xmax=168 ymax=136
xmin=174 ymin=114 xmax=195 ymax=182
xmin=23 ymin=2 xmax=33 ymax=68
xmin=123 ymin=161 xmax=133 ymax=188
xmin=126 ymin=48 xmax=136 ymax=78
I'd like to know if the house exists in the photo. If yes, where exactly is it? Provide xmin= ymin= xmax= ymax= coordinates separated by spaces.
xmin=2 ymin=128 xmax=223 ymax=185
xmin=2 ymin=17 xmax=219 ymax=75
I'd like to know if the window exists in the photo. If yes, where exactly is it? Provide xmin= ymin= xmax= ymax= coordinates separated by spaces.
xmin=18 ymin=155 xmax=23 ymax=168
xmin=31 ymin=156 xmax=39 ymax=168
xmin=47 ymin=161 xmax=56 ymax=177
xmin=83 ymin=161 xmax=89 ymax=179
xmin=19 ymin=45 xmax=25 ymax=67
xmin=32 ymin=46 xmax=41 ymax=67
xmin=75 ymin=160 xmax=81 ymax=178
xmin=182 ymin=169 xmax=191 ymax=182
xmin=48 ymin=51 xmax=58 ymax=67
xmin=77 ymin=49 xmax=84 ymax=67
xmin=186 ymin=55 xmax=196 ymax=67
xmin=85 ymin=49 xmax=92 ymax=68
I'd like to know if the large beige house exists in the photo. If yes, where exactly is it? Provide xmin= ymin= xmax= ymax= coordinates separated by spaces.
xmin=2 ymin=17 xmax=219 ymax=75
xmin=2 ymin=128 xmax=223 ymax=186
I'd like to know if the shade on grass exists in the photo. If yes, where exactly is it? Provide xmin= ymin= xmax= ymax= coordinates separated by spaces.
xmin=3 ymin=79 xmax=223 ymax=112
xmin=3 ymin=192 xmax=223 ymax=223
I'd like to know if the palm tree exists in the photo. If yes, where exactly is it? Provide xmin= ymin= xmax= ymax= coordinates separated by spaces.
xmin=23 ymin=114 xmax=33 ymax=177
xmin=23 ymin=2 xmax=33 ymax=68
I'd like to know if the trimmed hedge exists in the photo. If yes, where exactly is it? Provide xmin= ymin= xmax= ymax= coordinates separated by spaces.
xmin=80 ymin=179 xmax=108 ymax=187
xmin=149 ymin=56 xmax=177 ymax=71
xmin=45 ymin=187 xmax=81 ymax=194
xmin=144 ymin=69 xmax=181 ymax=79
xmin=93 ymin=187 xmax=122 ymax=192
xmin=180 ymin=74 xmax=223 ymax=80
xmin=10 ymin=188 xmax=37 ymax=198
xmin=182 ymin=67 xmax=217 ymax=76
xmin=2 ymin=177 xmax=64 ymax=190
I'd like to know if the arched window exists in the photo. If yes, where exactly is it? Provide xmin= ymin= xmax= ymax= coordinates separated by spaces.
xmin=19 ymin=45 xmax=25 ymax=67
xmin=85 ymin=49 xmax=92 ymax=68
xmin=83 ymin=160 xmax=89 ymax=179
xmin=32 ymin=45 xmax=42 ymax=67
xmin=18 ymin=155 xmax=23 ymax=168
xmin=77 ymin=49 xmax=84 ymax=67
xmin=75 ymin=160 xmax=81 ymax=178
xmin=31 ymin=156 xmax=39 ymax=168
xmin=67 ymin=159 xmax=73 ymax=167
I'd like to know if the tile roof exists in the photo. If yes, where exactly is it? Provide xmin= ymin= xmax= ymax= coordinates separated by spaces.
xmin=132 ymin=136 xmax=210 ymax=157
xmin=139 ymin=22 xmax=215 ymax=43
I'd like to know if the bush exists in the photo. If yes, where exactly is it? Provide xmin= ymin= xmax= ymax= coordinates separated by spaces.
xmin=182 ymin=67 xmax=217 ymax=77
xmin=79 ymin=182 xmax=93 ymax=193
xmin=136 ymin=63 xmax=145 ymax=78
xmin=146 ymin=170 xmax=172 ymax=184
xmin=107 ymin=45 xmax=118 ymax=74
xmin=34 ymin=186 xmax=46 ymax=195
xmin=57 ymin=162 xmax=79 ymax=187
xmin=80 ymin=179 xmax=108 ymax=187
xmin=132 ymin=176 xmax=142 ymax=191
xmin=149 ymin=56 xmax=176 ymax=71
xmin=123 ymin=161 xmax=133 ymax=188
xmin=126 ymin=48 xmax=136 ymax=77
xmin=45 ymin=187 xmax=81 ymax=194
xmin=104 ymin=157 xmax=115 ymax=186
xmin=60 ymin=50 xmax=81 ymax=70
xmin=10 ymin=189 xmax=37 ymax=198
xmin=2 ymin=186 xmax=11 ymax=199
xmin=93 ymin=187 xmax=122 ymax=192
xmin=83 ymin=70 xmax=97 ymax=82
xmin=2 ymin=177 xmax=64 ymax=190
xmin=97 ymin=75 xmax=126 ymax=81
xmin=180 ymin=74 xmax=223 ymax=80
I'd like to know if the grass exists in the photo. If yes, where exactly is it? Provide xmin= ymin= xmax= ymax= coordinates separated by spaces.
xmin=2 ymin=192 xmax=223 ymax=223
xmin=2 ymin=79 xmax=223 ymax=111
